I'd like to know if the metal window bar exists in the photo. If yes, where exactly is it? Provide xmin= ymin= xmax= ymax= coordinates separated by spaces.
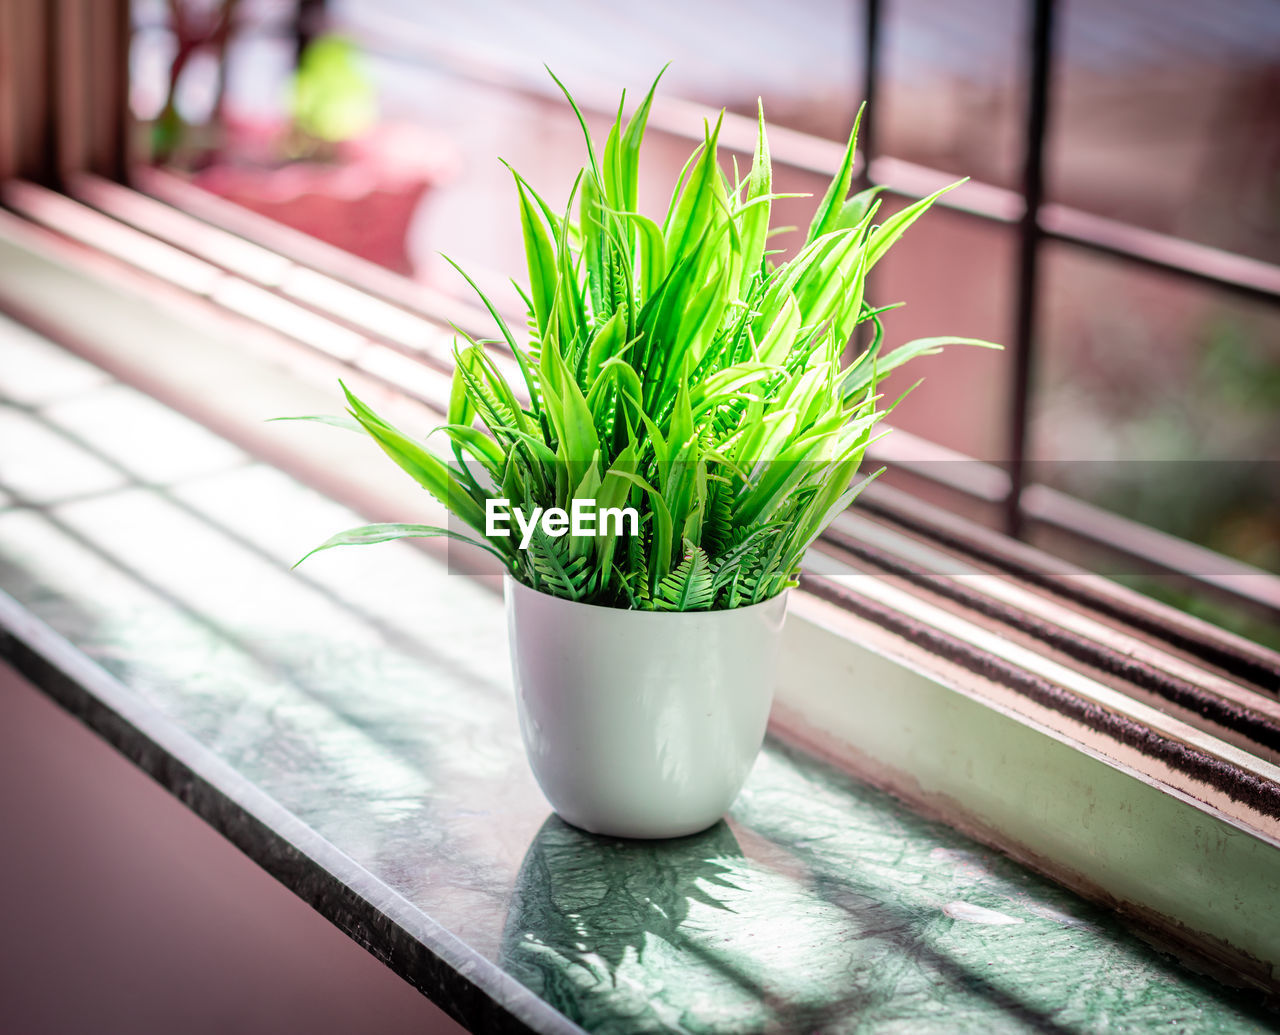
xmin=858 ymin=0 xmax=883 ymax=191
xmin=855 ymin=0 xmax=1058 ymax=538
xmin=1007 ymin=0 xmax=1056 ymax=538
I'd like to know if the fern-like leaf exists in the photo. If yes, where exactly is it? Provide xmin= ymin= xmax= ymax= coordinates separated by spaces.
xmin=654 ymin=539 xmax=714 ymax=611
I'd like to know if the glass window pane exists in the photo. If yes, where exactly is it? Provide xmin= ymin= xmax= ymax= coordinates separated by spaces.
xmin=1048 ymin=0 xmax=1280 ymax=264
xmin=332 ymin=0 xmax=861 ymax=140
xmin=879 ymin=0 xmax=1025 ymax=188
xmin=1032 ymin=242 xmax=1280 ymax=646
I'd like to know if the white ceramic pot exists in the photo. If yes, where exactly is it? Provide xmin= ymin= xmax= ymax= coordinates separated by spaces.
xmin=505 ymin=575 xmax=788 ymax=839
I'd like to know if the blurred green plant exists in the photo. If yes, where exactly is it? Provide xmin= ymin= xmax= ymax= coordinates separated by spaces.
xmin=149 ymin=3 xmax=375 ymax=166
xmin=287 ymin=70 xmax=998 ymax=610
xmin=287 ymin=35 xmax=377 ymax=151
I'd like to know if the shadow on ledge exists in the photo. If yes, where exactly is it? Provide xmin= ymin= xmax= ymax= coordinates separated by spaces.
xmin=500 ymin=814 xmax=880 ymax=1033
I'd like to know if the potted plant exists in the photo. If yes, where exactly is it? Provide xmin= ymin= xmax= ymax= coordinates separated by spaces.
xmin=290 ymin=72 xmax=998 ymax=839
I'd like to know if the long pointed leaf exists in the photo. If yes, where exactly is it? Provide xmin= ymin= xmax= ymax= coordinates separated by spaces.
xmin=295 ymin=523 xmax=511 ymax=568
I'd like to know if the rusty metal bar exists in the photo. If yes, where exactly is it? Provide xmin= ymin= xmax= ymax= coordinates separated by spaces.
xmin=1005 ymin=0 xmax=1057 ymax=538
xmin=859 ymin=0 xmax=882 ymax=186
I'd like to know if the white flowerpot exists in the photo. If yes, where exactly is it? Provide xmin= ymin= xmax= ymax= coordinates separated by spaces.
xmin=505 ymin=574 xmax=788 ymax=839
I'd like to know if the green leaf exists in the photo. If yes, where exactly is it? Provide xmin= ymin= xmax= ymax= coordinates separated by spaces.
xmin=548 ymin=171 xmax=588 ymax=351
xmin=664 ymin=113 xmax=726 ymax=267
xmin=453 ymin=343 xmax=533 ymax=437
xmin=602 ymin=90 xmax=627 ymax=212
xmin=807 ymin=102 xmax=864 ymax=243
xmin=607 ymin=469 xmax=674 ymax=588
xmin=754 ymin=292 xmax=801 ymax=365
xmin=545 ymin=66 xmax=602 ymax=182
xmin=738 ymin=99 xmax=772 ymax=296
xmin=864 ymin=179 xmax=966 ymax=270
xmin=618 ymin=211 xmax=667 ymax=302
xmin=294 ymin=523 xmax=510 ymax=568
xmin=431 ymin=423 xmax=506 ymax=473
xmin=783 ymin=466 xmax=882 ymax=572
xmin=593 ymin=441 xmax=640 ymax=579
xmin=584 ymin=309 xmax=628 ymax=384
xmin=341 ymin=382 xmax=491 ymax=535
xmin=654 ymin=539 xmax=714 ymax=611
xmin=689 ymin=361 xmax=779 ymax=415
xmin=618 ymin=66 xmax=665 ymax=211
xmin=447 ymin=356 xmax=477 ymax=430
xmin=834 ymin=185 xmax=884 ymax=232
xmin=508 ymin=169 xmax=557 ymax=339
xmin=842 ymin=335 xmax=1002 ymax=399
xmin=579 ymin=173 xmax=610 ymax=319
xmin=441 ymin=256 xmax=543 ymax=419
xmin=524 ymin=528 xmax=594 ymax=600
xmin=440 ymin=255 xmax=519 ymax=355
xmin=268 ymin=414 xmax=362 ymax=432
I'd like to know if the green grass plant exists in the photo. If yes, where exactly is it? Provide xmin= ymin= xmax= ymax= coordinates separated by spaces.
xmin=289 ymin=70 xmax=999 ymax=610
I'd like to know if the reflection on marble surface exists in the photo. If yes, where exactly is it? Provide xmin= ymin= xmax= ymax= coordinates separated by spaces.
xmin=503 ymin=818 xmax=869 ymax=1033
xmin=502 ymin=766 xmax=1274 ymax=1034
xmin=0 ymin=331 xmax=1274 ymax=1033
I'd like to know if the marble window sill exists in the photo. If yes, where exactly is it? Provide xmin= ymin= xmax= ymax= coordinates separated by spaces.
xmin=1 ymin=297 xmax=1277 ymax=1030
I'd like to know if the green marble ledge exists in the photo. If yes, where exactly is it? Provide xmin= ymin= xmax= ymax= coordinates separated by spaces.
xmin=0 ymin=322 xmax=1275 ymax=1033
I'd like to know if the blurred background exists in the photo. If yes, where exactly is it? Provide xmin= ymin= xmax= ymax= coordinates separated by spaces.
xmin=123 ymin=0 xmax=1280 ymax=643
